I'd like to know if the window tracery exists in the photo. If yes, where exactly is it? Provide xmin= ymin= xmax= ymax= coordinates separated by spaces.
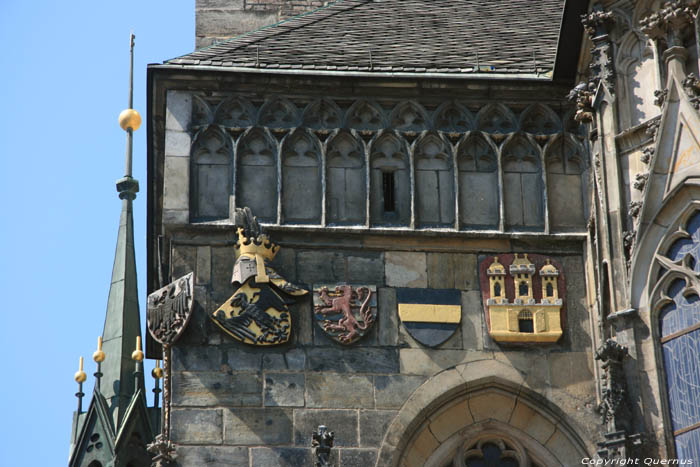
xmin=502 ymin=134 xmax=544 ymax=230
xmin=326 ymin=130 xmax=366 ymax=225
xmin=369 ymin=132 xmax=410 ymax=226
xmin=457 ymin=133 xmax=499 ymax=229
xmin=414 ymin=132 xmax=455 ymax=227
xmin=190 ymin=126 xmax=232 ymax=221
xmin=236 ymin=128 xmax=278 ymax=222
xmin=281 ymin=129 xmax=322 ymax=223
xmin=440 ymin=436 xmax=539 ymax=467
xmin=653 ymin=210 xmax=700 ymax=461
xmin=545 ymin=134 xmax=587 ymax=231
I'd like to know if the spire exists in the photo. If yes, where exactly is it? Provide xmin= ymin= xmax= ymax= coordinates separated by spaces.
xmin=101 ymin=31 xmax=144 ymax=429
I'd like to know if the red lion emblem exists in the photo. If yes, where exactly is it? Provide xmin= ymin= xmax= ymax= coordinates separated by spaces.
xmin=314 ymin=285 xmax=374 ymax=344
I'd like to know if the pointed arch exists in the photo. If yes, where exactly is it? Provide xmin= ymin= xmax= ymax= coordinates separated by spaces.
xmin=616 ymin=30 xmax=659 ymax=128
xmin=214 ymin=96 xmax=256 ymax=128
xmin=326 ymin=130 xmax=366 ymax=225
xmin=190 ymin=126 xmax=232 ymax=221
xmin=433 ymin=101 xmax=474 ymax=133
xmin=519 ymin=104 xmax=562 ymax=136
xmin=302 ymin=98 xmax=343 ymax=130
xmin=414 ymin=132 xmax=455 ymax=227
xmin=456 ymin=132 xmax=499 ymax=229
xmin=389 ymin=101 xmax=430 ymax=132
xmin=369 ymin=131 xmax=411 ymax=226
xmin=544 ymin=133 xmax=588 ymax=231
xmin=476 ymin=104 xmax=518 ymax=134
xmin=191 ymin=95 xmax=214 ymax=129
xmin=502 ymin=133 xmax=544 ymax=230
xmin=346 ymin=100 xmax=386 ymax=131
xmin=236 ymin=127 xmax=278 ymax=222
xmin=258 ymin=97 xmax=300 ymax=129
xmin=281 ymin=129 xmax=322 ymax=224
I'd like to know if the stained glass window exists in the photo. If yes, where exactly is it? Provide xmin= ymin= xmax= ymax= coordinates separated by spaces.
xmin=659 ymin=211 xmax=700 ymax=461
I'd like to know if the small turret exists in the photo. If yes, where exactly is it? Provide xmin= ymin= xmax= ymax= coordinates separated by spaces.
xmin=486 ymin=256 xmax=507 ymax=304
xmin=510 ymin=254 xmax=535 ymax=304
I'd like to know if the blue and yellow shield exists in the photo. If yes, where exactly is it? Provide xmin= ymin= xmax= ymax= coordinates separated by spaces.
xmin=397 ymin=288 xmax=461 ymax=347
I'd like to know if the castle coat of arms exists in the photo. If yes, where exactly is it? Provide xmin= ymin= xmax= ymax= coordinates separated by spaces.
xmin=210 ymin=208 xmax=307 ymax=345
xmin=313 ymin=285 xmax=377 ymax=344
xmin=147 ymin=272 xmax=195 ymax=345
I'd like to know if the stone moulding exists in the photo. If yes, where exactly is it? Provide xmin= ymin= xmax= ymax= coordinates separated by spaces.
xmin=479 ymin=253 xmax=565 ymax=344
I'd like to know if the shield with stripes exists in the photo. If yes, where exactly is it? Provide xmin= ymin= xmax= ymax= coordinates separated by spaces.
xmin=397 ymin=288 xmax=461 ymax=347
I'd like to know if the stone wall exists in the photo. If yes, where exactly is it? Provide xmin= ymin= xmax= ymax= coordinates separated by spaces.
xmin=196 ymin=0 xmax=328 ymax=48
xmin=166 ymin=233 xmax=598 ymax=465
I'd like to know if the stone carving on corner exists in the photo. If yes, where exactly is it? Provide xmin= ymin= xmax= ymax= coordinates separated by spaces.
xmin=581 ymin=5 xmax=616 ymax=93
xmin=640 ymin=0 xmax=697 ymax=47
xmin=633 ymin=172 xmax=649 ymax=191
xmin=682 ymin=73 xmax=700 ymax=109
xmin=312 ymin=425 xmax=334 ymax=467
xmin=479 ymin=254 xmax=565 ymax=344
xmin=568 ymin=81 xmax=596 ymax=123
xmin=313 ymin=285 xmax=377 ymax=345
xmin=210 ymin=208 xmax=308 ymax=345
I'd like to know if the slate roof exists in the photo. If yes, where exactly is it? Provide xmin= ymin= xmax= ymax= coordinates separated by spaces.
xmin=166 ymin=0 xmax=566 ymax=76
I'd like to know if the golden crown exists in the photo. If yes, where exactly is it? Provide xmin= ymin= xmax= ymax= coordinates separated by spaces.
xmin=234 ymin=227 xmax=279 ymax=260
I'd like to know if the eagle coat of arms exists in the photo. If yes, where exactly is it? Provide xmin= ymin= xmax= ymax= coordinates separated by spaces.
xmin=210 ymin=208 xmax=307 ymax=345
xmin=313 ymin=284 xmax=377 ymax=345
xmin=147 ymin=272 xmax=195 ymax=345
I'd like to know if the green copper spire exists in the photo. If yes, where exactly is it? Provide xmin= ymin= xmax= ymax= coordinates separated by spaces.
xmin=102 ymin=31 xmax=145 ymax=429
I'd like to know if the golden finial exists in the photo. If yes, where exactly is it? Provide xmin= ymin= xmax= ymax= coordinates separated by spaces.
xmin=93 ymin=336 xmax=106 ymax=363
xmin=152 ymin=360 xmax=163 ymax=379
xmin=131 ymin=335 xmax=144 ymax=362
xmin=118 ymin=108 xmax=142 ymax=131
xmin=74 ymin=356 xmax=87 ymax=383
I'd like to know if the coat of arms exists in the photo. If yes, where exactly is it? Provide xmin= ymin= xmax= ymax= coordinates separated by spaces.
xmin=210 ymin=208 xmax=307 ymax=345
xmin=397 ymin=288 xmax=461 ymax=347
xmin=147 ymin=272 xmax=195 ymax=345
xmin=313 ymin=284 xmax=377 ymax=344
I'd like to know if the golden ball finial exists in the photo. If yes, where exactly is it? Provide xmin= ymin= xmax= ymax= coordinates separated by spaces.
xmin=152 ymin=360 xmax=163 ymax=379
xmin=119 ymin=108 xmax=142 ymax=131
xmin=93 ymin=336 xmax=106 ymax=363
xmin=74 ymin=356 xmax=87 ymax=383
xmin=131 ymin=336 xmax=144 ymax=362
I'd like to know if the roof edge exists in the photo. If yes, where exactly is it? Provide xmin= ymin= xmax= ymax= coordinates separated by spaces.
xmin=553 ymin=0 xmax=589 ymax=83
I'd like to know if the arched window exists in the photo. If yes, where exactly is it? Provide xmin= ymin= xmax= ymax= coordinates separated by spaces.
xmin=191 ymin=126 xmax=232 ymax=221
xmin=236 ymin=128 xmax=278 ymax=223
xmin=502 ymin=134 xmax=543 ymax=230
xmin=414 ymin=133 xmax=455 ymax=227
xmin=457 ymin=133 xmax=499 ymax=229
xmin=655 ymin=211 xmax=700 ymax=461
xmin=281 ymin=130 xmax=322 ymax=224
xmin=326 ymin=131 xmax=366 ymax=225
xmin=616 ymin=32 xmax=659 ymax=127
xmin=545 ymin=134 xmax=587 ymax=231
xmin=370 ymin=132 xmax=410 ymax=226
xmin=518 ymin=310 xmax=533 ymax=333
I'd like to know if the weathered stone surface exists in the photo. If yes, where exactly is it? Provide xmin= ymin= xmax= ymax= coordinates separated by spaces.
xmin=399 ymin=348 xmax=489 ymax=375
xmin=223 ymin=408 xmax=293 ymax=445
xmin=165 ymin=130 xmax=192 ymax=157
xmin=545 ymin=429 xmax=584 ymax=465
xmin=307 ymin=347 xmax=399 ymax=373
xmin=385 ymin=251 xmax=427 ymax=287
xmin=196 ymin=0 xmax=245 ymax=10
xmin=176 ymin=446 xmax=248 ymax=466
xmin=293 ymin=296 xmax=314 ymax=345
xmin=428 ymin=399 xmax=473 ymax=442
xmin=271 ymin=246 xmax=297 ymax=281
xmin=211 ymin=246 xmax=235 ymax=302
xmin=427 ymin=252 xmax=454 ymax=288
xmin=377 ymin=287 xmax=398 ymax=346
xmin=196 ymin=246 xmax=211 ymax=285
xmin=359 ymin=410 xmax=397 ymax=447
xmin=164 ymin=156 xmax=190 ymax=210
xmin=294 ymin=409 xmax=358 ymax=447
xmin=454 ymin=254 xmax=478 ymax=290
xmin=165 ymin=90 xmax=192 ymax=132
xmin=468 ymin=391 xmax=516 ymax=422
xmin=262 ymin=348 xmax=306 ymax=371
xmin=171 ymin=245 xmax=197 ymax=283
xmin=171 ymin=409 xmax=222 ymax=444
xmin=306 ymin=373 xmax=374 ymax=408
xmin=178 ymin=287 xmax=208 ymax=345
xmin=494 ymin=351 xmax=548 ymax=390
xmin=173 ymin=345 xmax=223 ymax=372
xmin=461 ymin=290 xmax=483 ymax=350
xmin=224 ymin=347 xmax=263 ymax=371
xmin=346 ymin=252 xmax=384 ymax=284
xmin=173 ymin=371 xmax=262 ymax=407
xmin=408 ymin=426 xmax=439 ymax=464
xmin=250 ymin=447 xmax=313 ymax=467
xmin=163 ymin=209 xmax=189 ymax=224
xmin=264 ymin=372 xmax=305 ymax=407
xmin=297 ymin=250 xmax=345 ymax=284
xmin=508 ymin=400 xmax=556 ymax=444
xmin=548 ymin=351 xmax=595 ymax=399
xmin=196 ymin=9 xmax=277 ymax=38
xmin=374 ymin=375 xmax=425 ymax=409
xmin=559 ymin=256 xmax=592 ymax=351
xmin=339 ymin=449 xmax=377 ymax=466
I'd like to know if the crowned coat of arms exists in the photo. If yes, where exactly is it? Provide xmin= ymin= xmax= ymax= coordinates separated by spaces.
xmin=313 ymin=284 xmax=377 ymax=344
xmin=210 ymin=208 xmax=307 ymax=345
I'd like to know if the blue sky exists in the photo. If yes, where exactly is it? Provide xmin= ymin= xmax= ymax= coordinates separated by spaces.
xmin=0 ymin=1 xmax=193 ymax=463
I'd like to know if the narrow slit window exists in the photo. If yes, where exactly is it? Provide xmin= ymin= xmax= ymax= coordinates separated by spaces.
xmin=382 ymin=171 xmax=395 ymax=212
xmin=494 ymin=283 xmax=501 ymax=297
xmin=519 ymin=282 xmax=529 ymax=296
xmin=546 ymin=283 xmax=554 ymax=297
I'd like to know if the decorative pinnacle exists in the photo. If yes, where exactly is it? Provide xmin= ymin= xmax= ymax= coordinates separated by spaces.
xmin=131 ymin=336 xmax=144 ymax=362
xmin=152 ymin=360 xmax=163 ymax=379
xmin=93 ymin=336 xmax=106 ymax=363
xmin=118 ymin=108 xmax=141 ymax=132
xmin=74 ymin=356 xmax=87 ymax=383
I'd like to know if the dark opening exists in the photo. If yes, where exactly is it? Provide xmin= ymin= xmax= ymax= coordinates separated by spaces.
xmin=494 ymin=282 xmax=501 ymax=297
xmin=382 ymin=171 xmax=395 ymax=212
xmin=519 ymin=318 xmax=534 ymax=332
xmin=546 ymin=282 xmax=554 ymax=297
xmin=519 ymin=282 xmax=529 ymax=296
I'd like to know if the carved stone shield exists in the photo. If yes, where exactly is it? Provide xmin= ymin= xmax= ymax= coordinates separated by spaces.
xmin=212 ymin=281 xmax=294 ymax=345
xmin=147 ymin=272 xmax=195 ymax=345
xmin=313 ymin=284 xmax=377 ymax=345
